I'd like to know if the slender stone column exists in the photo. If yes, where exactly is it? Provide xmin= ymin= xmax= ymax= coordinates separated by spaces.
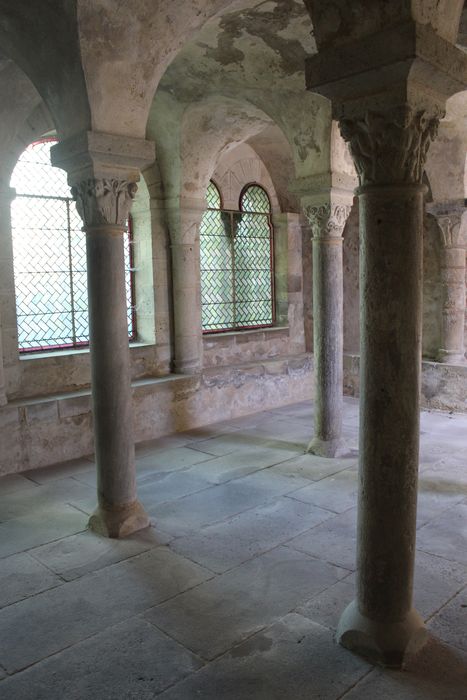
xmin=429 ymin=204 xmax=467 ymax=363
xmin=306 ymin=20 xmax=467 ymax=666
xmin=305 ymin=198 xmax=351 ymax=457
xmin=333 ymin=107 xmax=444 ymax=666
xmin=167 ymin=203 xmax=205 ymax=374
xmin=0 ymin=187 xmax=15 ymax=407
xmin=52 ymin=132 xmax=155 ymax=538
xmin=70 ymin=179 xmax=150 ymax=537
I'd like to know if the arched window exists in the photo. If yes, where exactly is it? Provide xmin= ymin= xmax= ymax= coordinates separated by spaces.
xmin=10 ymin=139 xmax=136 ymax=352
xmin=200 ymin=181 xmax=274 ymax=332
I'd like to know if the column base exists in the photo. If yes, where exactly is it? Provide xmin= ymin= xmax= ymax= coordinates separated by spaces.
xmin=437 ymin=350 xmax=466 ymax=365
xmin=306 ymin=436 xmax=347 ymax=458
xmin=173 ymin=360 xmax=202 ymax=375
xmin=336 ymin=600 xmax=428 ymax=668
xmin=88 ymin=500 xmax=151 ymax=539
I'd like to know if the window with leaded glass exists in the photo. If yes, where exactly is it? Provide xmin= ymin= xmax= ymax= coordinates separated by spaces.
xmin=200 ymin=181 xmax=274 ymax=332
xmin=10 ymin=138 xmax=136 ymax=352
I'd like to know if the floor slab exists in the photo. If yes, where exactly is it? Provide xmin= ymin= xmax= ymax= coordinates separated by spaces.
xmin=0 ymin=617 xmax=203 ymax=700
xmin=157 ymin=613 xmax=371 ymax=700
xmin=0 ymin=547 xmax=211 ymax=673
xmin=171 ymin=497 xmax=334 ymax=573
xmin=146 ymin=546 xmax=348 ymax=660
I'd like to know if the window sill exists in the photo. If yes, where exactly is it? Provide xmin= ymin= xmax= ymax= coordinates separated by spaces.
xmin=203 ymin=325 xmax=289 ymax=343
xmin=19 ymin=341 xmax=153 ymax=361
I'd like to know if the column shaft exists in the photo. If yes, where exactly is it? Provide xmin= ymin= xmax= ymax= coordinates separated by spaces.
xmin=87 ymin=226 xmax=135 ymax=505
xmin=439 ymin=246 xmax=466 ymax=362
xmin=171 ymin=241 xmax=203 ymax=374
xmin=358 ymin=186 xmax=422 ymax=620
xmin=86 ymin=225 xmax=150 ymax=537
xmin=305 ymin=200 xmax=350 ymax=458
xmin=310 ymin=236 xmax=344 ymax=452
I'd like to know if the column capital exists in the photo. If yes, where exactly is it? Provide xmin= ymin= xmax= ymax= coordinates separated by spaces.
xmin=71 ymin=178 xmax=138 ymax=228
xmin=51 ymin=131 xmax=155 ymax=229
xmin=339 ymin=105 xmax=442 ymax=187
xmin=306 ymin=21 xmax=467 ymax=188
xmin=302 ymin=190 xmax=353 ymax=240
xmin=427 ymin=202 xmax=467 ymax=249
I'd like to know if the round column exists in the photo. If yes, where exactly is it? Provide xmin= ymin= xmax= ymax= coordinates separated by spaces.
xmin=434 ymin=210 xmax=467 ymax=363
xmin=72 ymin=178 xmax=150 ymax=538
xmin=0 ymin=187 xmax=16 ymax=406
xmin=336 ymin=107 xmax=442 ymax=667
xmin=171 ymin=239 xmax=203 ymax=374
xmin=337 ymin=184 xmax=426 ymax=666
xmin=306 ymin=202 xmax=350 ymax=457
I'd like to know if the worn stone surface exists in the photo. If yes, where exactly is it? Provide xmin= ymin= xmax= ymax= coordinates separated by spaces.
xmin=0 ymin=552 xmax=62 ymax=608
xmin=0 ymin=547 xmax=211 ymax=673
xmin=0 ymin=617 xmax=203 ymax=700
xmin=146 ymin=546 xmax=348 ymax=660
xmin=157 ymin=613 xmax=370 ymax=700
xmin=0 ymin=398 xmax=465 ymax=696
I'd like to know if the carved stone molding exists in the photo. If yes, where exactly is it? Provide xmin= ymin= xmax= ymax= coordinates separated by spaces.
xmin=339 ymin=106 xmax=442 ymax=186
xmin=71 ymin=178 xmax=138 ymax=228
xmin=305 ymin=202 xmax=351 ymax=239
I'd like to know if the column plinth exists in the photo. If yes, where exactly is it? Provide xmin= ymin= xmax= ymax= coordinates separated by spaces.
xmin=305 ymin=199 xmax=351 ymax=458
xmin=337 ymin=601 xmax=427 ymax=668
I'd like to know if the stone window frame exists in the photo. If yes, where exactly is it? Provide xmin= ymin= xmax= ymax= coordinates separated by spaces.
xmin=200 ymin=179 xmax=276 ymax=335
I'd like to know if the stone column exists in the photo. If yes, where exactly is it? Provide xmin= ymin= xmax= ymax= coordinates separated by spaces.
xmin=52 ymin=132 xmax=154 ymax=538
xmin=0 ymin=187 xmax=15 ymax=407
xmin=306 ymin=21 xmax=466 ymax=666
xmin=305 ymin=197 xmax=351 ymax=457
xmin=167 ymin=201 xmax=205 ymax=374
xmin=429 ymin=203 xmax=467 ymax=363
xmin=0 ymin=327 xmax=6 ymax=406
xmin=336 ymin=108 xmax=444 ymax=666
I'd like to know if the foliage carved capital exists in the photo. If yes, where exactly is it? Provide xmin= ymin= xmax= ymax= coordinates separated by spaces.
xmin=305 ymin=202 xmax=351 ymax=239
xmin=71 ymin=178 xmax=138 ymax=227
xmin=339 ymin=106 xmax=443 ymax=186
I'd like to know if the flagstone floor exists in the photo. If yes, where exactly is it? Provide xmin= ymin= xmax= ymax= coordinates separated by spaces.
xmin=0 ymin=396 xmax=466 ymax=699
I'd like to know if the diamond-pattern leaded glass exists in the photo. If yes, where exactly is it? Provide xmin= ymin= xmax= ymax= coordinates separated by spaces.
xmin=200 ymin=181 xmax=274 ymax=332
xmin=10 ymin=139 xmax=136 ymax=352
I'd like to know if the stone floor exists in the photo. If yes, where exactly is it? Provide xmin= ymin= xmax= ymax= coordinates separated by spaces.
xmin=0 ymin=397 xmax=466 ymax=699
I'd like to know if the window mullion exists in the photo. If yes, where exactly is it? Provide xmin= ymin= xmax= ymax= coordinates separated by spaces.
xmin=231 ymin=211 xmax=237 ymax=329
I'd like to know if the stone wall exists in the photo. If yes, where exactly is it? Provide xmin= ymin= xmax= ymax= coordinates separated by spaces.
xmin=0 ymin=354 xmax=313 ymax=476
xmin=344 ymin=353 xmax=467 ymax=413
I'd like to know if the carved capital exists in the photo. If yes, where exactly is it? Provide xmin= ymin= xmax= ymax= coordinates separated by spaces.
xmin=71 ymin=178 xmax=138 ymax=228
xmin=435 ymin=213 xmax=467 ymax=250
xmin=339 ymin=106 xmax=443 ymax=186
xmin=305 ymin=202 xmax=351 ymax=239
